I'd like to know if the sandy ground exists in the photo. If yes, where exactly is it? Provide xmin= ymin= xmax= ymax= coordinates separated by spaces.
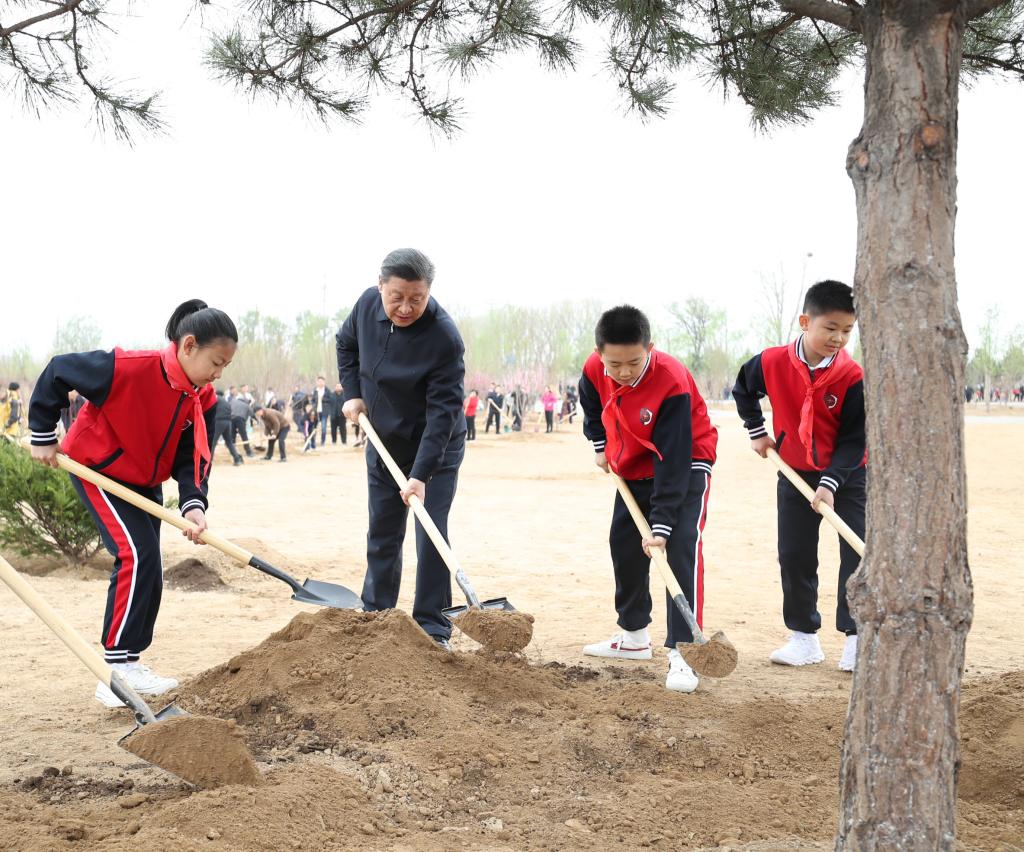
xmin=0 ymin=412 xmax=1021 ymax=850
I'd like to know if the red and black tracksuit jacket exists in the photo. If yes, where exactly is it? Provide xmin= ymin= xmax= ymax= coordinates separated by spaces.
xmin=731 ymin=340 xmax=866 ymax=492
xmin=732 ymin=339 xmax=866 ymax=635
xmin=29 ymin=348 xmax=217 ymax=662
xmin=579 ymin=349 xmax=718 ymax=645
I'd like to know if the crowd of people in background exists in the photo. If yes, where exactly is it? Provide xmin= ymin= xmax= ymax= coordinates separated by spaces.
xmin=965 ymin=383 xmax=1024 ymax=403
xmin=465 ymin=382 xmax=578 ymax=440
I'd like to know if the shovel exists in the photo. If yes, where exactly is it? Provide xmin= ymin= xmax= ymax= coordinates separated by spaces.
xmin=765 ymin=448 xmax=865 ymax=556
xmin=0 ymin=553 xmax=261 ymax=788
xmin=53 ymin=452 xmax=364 ymax=610
xmin=357 ymin=412 xmax=533 ymax=652
xmin=611 ymin=473 xmax=738 ymax=678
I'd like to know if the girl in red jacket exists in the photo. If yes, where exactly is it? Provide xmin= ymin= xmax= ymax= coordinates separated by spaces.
xmin=29 ymin=300 xmax=237 ymax=708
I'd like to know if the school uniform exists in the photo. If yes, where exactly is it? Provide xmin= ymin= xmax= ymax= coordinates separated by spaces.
xmin=579 ymin=349 xmax=718 ymax=647
xmin=29 ymin=345 xmax=216 ymax=664
xmin=337 ymin=287 xmax=466 ymax=640
xmin=732 ymin=336 xmax=867 ymax=635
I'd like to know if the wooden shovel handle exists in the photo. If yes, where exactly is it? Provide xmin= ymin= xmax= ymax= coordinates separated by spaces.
xmin=0 ymin=553 xmax=112 ymax=685
xmin=357 ymin=413 xmax=481 ymax=607
xmin=610 ymin=473 xmax=706 ymax=644
xmin=765 ymin=448 xmax=865 ymax=557
xmin=52 ymin=453 xmax=255 ymax=566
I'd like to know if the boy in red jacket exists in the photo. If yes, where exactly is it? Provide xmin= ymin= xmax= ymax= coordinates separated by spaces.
xmin=579 ymin=306 xmax=718 ymax=693
xmin=732 ymin=280 xmax=866 ymax=672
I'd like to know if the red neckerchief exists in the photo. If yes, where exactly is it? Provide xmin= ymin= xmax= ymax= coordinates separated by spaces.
xmin=603 ymin=350 xmax=664 ymax=462
xmin=786 ymin=342 xmax=858 ymax=468
xmin=161 ymin=342 xmax=210 ymax=488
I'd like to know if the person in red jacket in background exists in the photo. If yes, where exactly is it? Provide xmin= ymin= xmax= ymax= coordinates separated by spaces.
xmin=28 ymin=300 xmax=237 ymax=708
xmin=579 ymin=305 xmax=718 ymax=694
xmin=464 ymin=389 xmax=480 ymax=441
xmin=732 ymin=280 xmax=866 ymax=673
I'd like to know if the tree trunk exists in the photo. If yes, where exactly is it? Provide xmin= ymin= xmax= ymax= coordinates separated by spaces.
xmin=838 ymin=2 xmax=973 ymax=849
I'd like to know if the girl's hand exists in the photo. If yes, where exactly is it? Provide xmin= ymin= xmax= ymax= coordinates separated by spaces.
xmin=182 ymin=508 xmax=208 ymax=545
xmin=31 ymin=444 xmax=60 ymax=468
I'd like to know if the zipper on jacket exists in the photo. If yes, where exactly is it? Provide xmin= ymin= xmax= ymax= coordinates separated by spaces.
xmin=150 ymin=393 xmax=187 ymax=485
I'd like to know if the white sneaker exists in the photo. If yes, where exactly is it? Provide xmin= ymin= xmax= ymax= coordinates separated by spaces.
xmin=665 ymin=649 xmax=699 ymax=693
xmin=94 ymin=681 xmax=125 ymax=709
xmin=769 ymin=632 xmax=825 ymax=667
xmin=838 ymin=634 xmax=858 ymax=672
xmin=583 ymin=633 xmax=652 ymax=660
xmin=116 ymin=662 xmax=179 ymax=695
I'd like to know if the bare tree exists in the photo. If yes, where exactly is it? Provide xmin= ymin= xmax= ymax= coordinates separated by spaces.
xmin=667 ymin=296 xmax=725 ymax=377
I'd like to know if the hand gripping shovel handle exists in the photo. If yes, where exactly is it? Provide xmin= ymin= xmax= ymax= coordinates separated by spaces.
xmin=765 ymin=448 xmax=865 ymax=557
xmin=610 ymin=473 xmax=706 ymax=645
xmin=50 ymin=453 xmax=314 ymax=599
xmin=0 ymin=554 xmax=158 ymax=726
xmin=357 ymin=413 xmax=482 ymax=608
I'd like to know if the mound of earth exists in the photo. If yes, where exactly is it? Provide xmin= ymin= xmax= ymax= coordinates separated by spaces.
xmin=163 ymin=558 xmax=228 ymax=592
xmin=1 ymin=607 xmax=1021 ymax=851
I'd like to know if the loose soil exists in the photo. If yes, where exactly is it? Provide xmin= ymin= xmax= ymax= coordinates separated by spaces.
xmin=123 ymin=716 xmax=261 ymax=789
xmin=0 ymin=415 xmax=1020 ymax=850
xmin=682 ymin=631 xmax=738 ymax=679
xmin=456 ymin=607 xmax=535 ymax=652
xmin=163 ymin=558 xmax=228 ymax=592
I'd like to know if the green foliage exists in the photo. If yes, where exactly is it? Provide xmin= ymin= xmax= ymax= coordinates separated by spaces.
xmin=0 ymin=346 xmax=42 ymax=386
xmin=0 ymin=442 xmax=101 ymax=565
xmin=52 ymin=314 xmax=103 ymax=356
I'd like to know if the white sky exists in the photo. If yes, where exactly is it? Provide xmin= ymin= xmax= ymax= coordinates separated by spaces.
xmin=1 ymin=3 xmax=1022 ymax=358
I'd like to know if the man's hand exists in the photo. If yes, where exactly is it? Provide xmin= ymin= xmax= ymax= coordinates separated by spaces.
xmin=811 ymin=486 xmax=835 ymax=514
xmin=182 ymin=508 xmax=208 ymax=545
xmin=401 ymin=478 xmax=426 ymax=507
xmin=595 ymin=451 xmax=609 ymax=473
xmin=750 ymin=435 xmax=776 ymax=458
xmin=642 ymin=535 xmax=667 ymax=558
xmin=30 ymin=444 xmax=60 ymax=468
xmin=342 ymin=397 xmax=367 ymax=425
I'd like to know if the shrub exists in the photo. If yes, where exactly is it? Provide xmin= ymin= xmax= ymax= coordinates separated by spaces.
xmin=0 ymin=441 xmax=101 ymax=565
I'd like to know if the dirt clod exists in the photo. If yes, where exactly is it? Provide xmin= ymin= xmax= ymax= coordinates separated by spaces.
xmin=456 ymin=607 xmax=534 ymax=652
xmin=123 ymin=716 xmax=261 ymax=789
xmin=164 ymin=558 xmax=227 ymax=592
xmin=682 ymin=631 xmax=739 ymax=678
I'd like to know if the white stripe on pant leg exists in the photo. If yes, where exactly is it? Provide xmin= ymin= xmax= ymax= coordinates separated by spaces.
xmin=692 ymin=472 xmax=710 ymax=630
xmin=99 ymin=489 xmax=140 ymax=648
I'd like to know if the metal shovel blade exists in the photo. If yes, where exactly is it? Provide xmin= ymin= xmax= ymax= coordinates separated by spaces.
xmin=442 ymin=596 xmax=516 ymax=620
xmin=294 ymin=578 xmax=365 ymax=610
xmin=117 ymin=702 xmax=188 ymax=746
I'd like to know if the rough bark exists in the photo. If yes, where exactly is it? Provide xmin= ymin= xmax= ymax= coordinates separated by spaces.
xmin=838 ymin=2 xmax=974 ymax=849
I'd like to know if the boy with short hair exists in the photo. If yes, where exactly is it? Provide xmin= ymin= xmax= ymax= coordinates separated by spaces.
xmin=579 ymin=305 xmax=718 ymax=694
xmin=732 ymin=279 xmax=866 ymax=672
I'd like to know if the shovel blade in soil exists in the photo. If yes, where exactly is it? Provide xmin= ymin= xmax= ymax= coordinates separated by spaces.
xmin=292 ymin=579 xmax=365 ymax=610
xmin=678 ymin=631 xmax=739 ymax=679
xmin=442 ymin=596 xmax=516 ymax=620
xmin=117 ymin=702 xmax=188 ymax=747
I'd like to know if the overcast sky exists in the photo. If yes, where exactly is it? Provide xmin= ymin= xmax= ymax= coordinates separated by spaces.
xmin=1 ymin=4 xmax=1021 ymax=358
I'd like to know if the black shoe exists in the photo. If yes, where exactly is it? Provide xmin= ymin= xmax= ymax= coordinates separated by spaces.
xmin=233 ymin=457 xmax=243 ymax=466
xmin=279 ymin=458 xmax=287 ymax=463
xmin=432 ymin=636 xmax=452 ymax=652
xmin=262 ymin=455 xmax=272 ymax=461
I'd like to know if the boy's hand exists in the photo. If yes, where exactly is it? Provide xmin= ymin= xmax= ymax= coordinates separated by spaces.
xmin=182 ymin=508 xmax=208 ymax=545
xmin=595 ymin=451 xmax=609 ymax=473
xmin=811 ymin=486 xmax=835 ymax=514
xmin=750 ymin=436 xmax=776 ymax=458
xmin=342 ymin=397 xmax=367 ymax=425
xmin=401 ymin=478 xmax=426 ymax=506
xmin=31 ymin=444 xmax=60 ymax=468
xmin=642 ymin=535 xmax=667 ymax=558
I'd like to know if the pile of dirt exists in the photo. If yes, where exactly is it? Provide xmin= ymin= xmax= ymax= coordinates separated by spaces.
xmin=124 ymin=716 xmax=260 ymax=789
xmin=163 ymin=558 xmax=228 ymax=592
xmin=1 ymin=607 xmax=1021 ymax=851
xmin=681 ymin=631 xmax=738 ymax=678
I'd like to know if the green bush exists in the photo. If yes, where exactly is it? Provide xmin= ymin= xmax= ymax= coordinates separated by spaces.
xmin=0 ymin=441 xmax=101 ymax=565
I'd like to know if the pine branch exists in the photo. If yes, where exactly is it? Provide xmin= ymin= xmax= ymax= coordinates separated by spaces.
xmin=777 ymin=0 xmax=861 ymax=32
xmin=965 ymin=0 xmax=1013 ymax=20
xmin=0 ymin=0 xmax=86 ymax=37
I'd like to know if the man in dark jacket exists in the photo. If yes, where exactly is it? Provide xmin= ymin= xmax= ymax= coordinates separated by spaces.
xmin=337 ymin=248 xmax=466 ymax=648
xmin=229 ymin=394 xmax=255 ymax=457
xmin=331 ymin=381 xmax=348 ymax=445
xmin=213 ymin=390 xmax=243 ymax=465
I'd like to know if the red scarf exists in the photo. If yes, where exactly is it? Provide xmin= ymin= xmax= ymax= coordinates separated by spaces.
xmin=786 ymin=343 xmax=858 ymax=468
xmin=161 ymin=342 xmax=211 ymax=489
xmin=603 ymin=352 xmax=664 ymax=462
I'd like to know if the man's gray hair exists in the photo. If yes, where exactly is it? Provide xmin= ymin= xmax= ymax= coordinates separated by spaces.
xmin=380 ymin=248 xmax=436 ymax=285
